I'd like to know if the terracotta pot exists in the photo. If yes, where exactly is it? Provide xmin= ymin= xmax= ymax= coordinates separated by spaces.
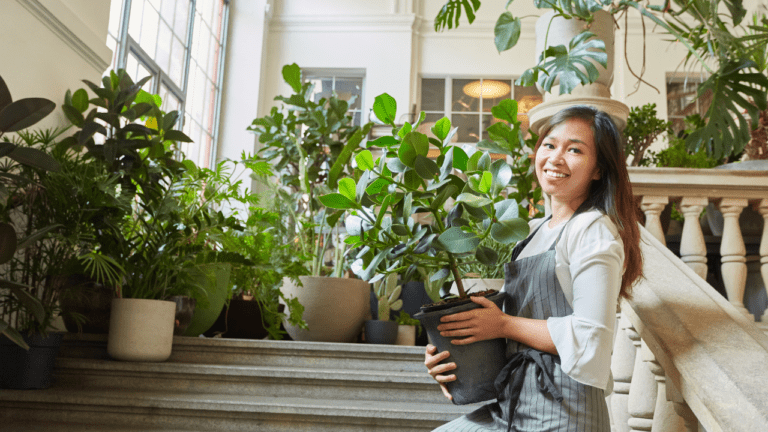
xmin=108 ymin=298 xmax=175 ymax=362
xmin=280 ymin=276 xmax=370 ymax=343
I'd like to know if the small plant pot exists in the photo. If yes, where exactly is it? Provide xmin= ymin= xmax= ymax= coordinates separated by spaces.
xmin=170 ymin=296 xmax=197 ymax=336
xmin=364 ymin=320 xmax=398 ymax=344
xmin=414 ymin=291 xmax=508 ymax=405
xmin=0 ymin=332 xmax=64 ymax=389
xmin=395 ymin=324 xmax=416 ymax=346
xmin=108 ymin=298 xmax=176 ymax=362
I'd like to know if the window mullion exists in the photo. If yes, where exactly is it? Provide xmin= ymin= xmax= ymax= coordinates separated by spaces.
xmin=179 ymin=0 xmax=197 ymax=125
xmin=116 ymin=0 xmax=133 ymax=70
xmin=209 ymin=2 xmax=230 ymax=166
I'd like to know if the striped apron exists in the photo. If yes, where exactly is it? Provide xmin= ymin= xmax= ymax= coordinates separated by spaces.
xmin=433 ymin=217 xmax=611 ymax=432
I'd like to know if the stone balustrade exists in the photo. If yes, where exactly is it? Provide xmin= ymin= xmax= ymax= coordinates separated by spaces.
xmin=610 ymin=167 xmax=768 ymax=432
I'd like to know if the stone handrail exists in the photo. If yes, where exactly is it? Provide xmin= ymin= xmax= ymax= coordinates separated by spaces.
xmin=611 ymin=166 xmax=768 ymax=432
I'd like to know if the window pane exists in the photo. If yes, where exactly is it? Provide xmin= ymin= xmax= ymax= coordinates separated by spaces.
xmin=453 ymin=113 xmax=480 ymax=143
xmin=308 ymin=78 xmax=333 ymax=103
xmin=159 ymin=84 xmax=181 ymax=113
xmin=139 ymin=4 xmax=159 ymax=59
xmin=160 ymin=0 xmax=176 ymax=23
xmin=352 ymin=111 xmax=361 ymax=127
xmin=421 ymin=79 xmax=445 ymax=112
xmin=169 ymin=36 xmax=185 ymax=86
xmin=128 ymin=0 xmax=144 ymax=40
xmin=335 ymin=78 xmax=363 ymax=110
xmin=156 ymin=21 xmax=173 ymax=71
xmin=453 ymin=79 xmax=479 ymax=113
xmin=173 ymin=0 xmax=190 ymax=41
xmin=108 ymin=0 xmax=123 ymax=37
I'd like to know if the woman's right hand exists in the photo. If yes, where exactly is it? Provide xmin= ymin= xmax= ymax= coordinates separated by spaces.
xmin=424 ymin=344 xmax=457 ymax=401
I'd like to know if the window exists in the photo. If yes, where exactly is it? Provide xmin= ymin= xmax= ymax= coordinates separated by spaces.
xmin=303 ymin=70 xmax=365 ymax=127
xmin=106 ymin=0 xmax=230 ymax=169
xmin=666 ymin=75 xmax=711 ymax=137
xmin=420 ymin=77 xmax=542 ymax=144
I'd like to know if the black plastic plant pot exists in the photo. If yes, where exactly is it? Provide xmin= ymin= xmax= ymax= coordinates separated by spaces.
xmin=0 ymin=332 xmax=64 ymax=389
xmin=365 ymin=319 xmax=398 ymax=344
xmin=414 ymin=290 xmax=507 ymax=405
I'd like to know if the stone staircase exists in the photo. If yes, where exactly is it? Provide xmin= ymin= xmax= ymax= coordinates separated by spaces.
xmin=0 ymin=334 xmax=482 ymax=431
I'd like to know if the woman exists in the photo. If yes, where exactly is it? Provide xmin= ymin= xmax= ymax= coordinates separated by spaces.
xmin=425 ymin=105 xmax=643 ymax=431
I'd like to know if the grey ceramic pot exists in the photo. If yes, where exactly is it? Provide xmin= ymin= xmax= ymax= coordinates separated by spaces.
xmin=365 ymin=319 xmax=399 ymax=344
xmin=414 ymin=291 xmax=508 ymax=405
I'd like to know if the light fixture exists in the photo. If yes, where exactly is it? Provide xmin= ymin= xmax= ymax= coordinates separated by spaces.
xmin=462 ymin=80 xmax=511 ymax=99
xmin=517 ymin=95 xmax=543 ymax=114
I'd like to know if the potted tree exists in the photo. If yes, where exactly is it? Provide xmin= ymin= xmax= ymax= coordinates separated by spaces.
xmin=321 ymin=93 xmax=530 ymax=403
xmin=248 ymin=63 xmax=373 ymax=343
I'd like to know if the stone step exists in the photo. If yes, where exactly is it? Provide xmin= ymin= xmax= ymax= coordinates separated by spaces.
xmin=60 ymin=334 xmax=428 ymax=372
xmin=0 ymin=389 xmax=480 ymax=432
xmin=53 ymin=357 xmax=450 ymax=404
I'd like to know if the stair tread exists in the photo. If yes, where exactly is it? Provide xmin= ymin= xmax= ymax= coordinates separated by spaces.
xmin=0 ymin=388 xmax=475 ymax=417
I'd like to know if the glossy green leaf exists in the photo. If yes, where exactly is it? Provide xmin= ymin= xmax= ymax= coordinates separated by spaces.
xmin=356 ymin=150 xmax=375 ymax=170
xmin=282 ymin=63 xmax=302 ymax=93
xmin=62 ymin=104 xmax=85 ymax=127
xmin=397 ymin=122 xmax=412 ymax=138
xmin=456 ymin=192 xmax=493 ymax=208
xmin=475 ymin=246 xmax=499 ymax=267
xmin=0 ymin=76 xmax=12 ymax=112
xmin=537 ymin=31 xmax=607 ymax=95
xmin=338 ymin=178 xmax=356 ymax=201
xmin=8 ymin=147 xmax=60 ymax=172
xmin=438 ymin=227 xmax=480 ymax=254
xmin=467 ymin=151 xmax=482 ymax=172
xmin=491 ymin=99 xmax=519 ymax=123
xmin=478 ymin=171 xmax=492 ymax=193
xmin=414 ymin=154 xmax=439 ymax=179
xmin=328 ymin=125 xmax=369 ymax=188
xmin=451 ymin=146 xmax=469 ymax=171
xmin=373 ymin=93 xmax=397 ymax=125
xmin=319 ymin=193 xmax=357 ymax=209
xmin=367 ymin=135 xmax=398 ymax=149
xmin=494 ymin=199 xmax=520 ymax=221
xmin=490 ymin=159 xmax=513 ymax=195
xmin=494 ymin=12 xmax=522 ymax=53
xmin=432 ymin=184 xmax=458 ymax=211
xmin=490 ymin=218 xmax=530 ymax=244
xmin=432 ymin=117 xmax=452 ymax=141
xmin=366 ymin=177 xmax=391 ymax=195
xmin=0 ymin=98 xmax=56 ymax=133
xmin=72 ymin=88 xmax=89 ymax=113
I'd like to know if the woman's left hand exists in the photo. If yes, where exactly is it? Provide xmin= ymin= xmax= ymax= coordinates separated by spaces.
xmin=437 ymin=295 xmax=510 ymax=345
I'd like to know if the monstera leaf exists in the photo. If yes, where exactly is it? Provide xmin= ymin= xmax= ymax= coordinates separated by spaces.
xmin=434 ymin=0 xmax=481 ymax=31
xmin=518 ymin=31 xmax=607 ymax=95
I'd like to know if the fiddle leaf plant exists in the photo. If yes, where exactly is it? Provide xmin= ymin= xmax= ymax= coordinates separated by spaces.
xmin=320 ymin=93 xmax=530 ymax=302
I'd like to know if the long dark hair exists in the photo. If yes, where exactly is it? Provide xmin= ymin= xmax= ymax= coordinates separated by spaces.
xmin=535 ymin=105 xmax=643 ymax=299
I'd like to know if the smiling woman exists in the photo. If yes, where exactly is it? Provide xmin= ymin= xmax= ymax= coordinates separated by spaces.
xmin=425 ymin=105 xmax=644 ymax=432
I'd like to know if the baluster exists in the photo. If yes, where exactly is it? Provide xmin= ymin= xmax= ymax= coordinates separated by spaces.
xmin=611 ymin=311 xmax=636 ymax=432
xmin=718 ymin=198 xmax=751 ymax=318
xmin=679 ymin=197 xmax=708 ymax=280
xmin=758 ymin=199 xmax=768 ymax=323
xmin=627 ymin=332 xmax=656 ymax=431
xmin=641 ymin=196 xmax=669 ymax=246
xmin=665 ymin=374 xmax=700 ymax=432
xmin=646 ymin=349 xmax=686 ymax=432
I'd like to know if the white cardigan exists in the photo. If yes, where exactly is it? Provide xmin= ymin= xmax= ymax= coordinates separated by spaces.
xmin=516 ymin=209 xmax=624 ymax=393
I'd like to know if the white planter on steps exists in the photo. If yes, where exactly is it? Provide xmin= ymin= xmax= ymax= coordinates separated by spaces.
xmin=281 ymin=276 xmax=370 ymax=343
xmin=108 ymin=298 xmax=176 ymax=362
xmin=395 ymin=324 xmax=416 ymax=346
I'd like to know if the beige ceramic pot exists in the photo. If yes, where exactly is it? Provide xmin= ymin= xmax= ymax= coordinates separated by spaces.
xmin=108 ymin=298 xmax=176 ymax=362
xmin=281 ymin=276 xmax=370 ymax=342
xmin=395 ymin=324 xmax=416 ymax=346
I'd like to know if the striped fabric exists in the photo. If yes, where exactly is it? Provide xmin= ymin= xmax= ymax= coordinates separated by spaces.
xmin=433 ymin=218 xmax=611 ymax=432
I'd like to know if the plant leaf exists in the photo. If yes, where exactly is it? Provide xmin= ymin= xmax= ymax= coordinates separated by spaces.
xmin=414 ymin=154 xmax=439 ymax=179
xmin=0 ymin=75 xmax=12 ymax=112
xmin=8 ymin=147 xmax=60 ymax=172
xmin=319 ymin=193 xmax=357 ymax=210
xmin=1 ymin=279 xmax=45 ymax=323
xmin=475 ymin=246 xmax=498 ymax=267
xmin=537 ymin=31 xmax=607 ymax=95
xmin=373 ymin=93 xmax=397 ymax=126
xmin=490 ymin=218 xmax=530 ymax=244
xmin=282 ymin=63 xmax=302 ymax=93
xmin=432 ymin=117 xmax=452 ymax=141
xmin=17 ymin=224 xmax=62 ymax=250
xmin=494 ymin=12 xmax=522 ymax=53
xmin=456 ymin=192 xmax=493 ymax=208
xmin=0 ymin=98 xmax=56 ymax=133
xmin=355 ymin=150 xmax=375 ymax=170
xmin=438 ymin=226 xmax=480 ymax=254
xmin=72 ymin=88 xmax=89 ymax=112
xmin=490 ymin=159 xmax=513 ymax=195
xmin=491 ymin=99 xmax=519 ymax=123
xmin=0 ymin=321 xmax=29 ymax=350
xmin=338 ymin=178 xmax=356 ymax=201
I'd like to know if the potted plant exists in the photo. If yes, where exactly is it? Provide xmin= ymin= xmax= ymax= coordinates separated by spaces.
xmin=58 ymin=69 xmax=203 ymax=361
xmin=0 ymin=74 xmax=70 ymax=389
xmin=434 ymin=0 xmax=768 ymax=161
xmin=394 ymin=311 xmax=422 ymax=346
xmin=365 ymin=273 xmax=403 ymax=345
xmin=321 ymin=93 xmax=530 ymax=403
xmin=248 ymin=63 xmax=373 ymax=343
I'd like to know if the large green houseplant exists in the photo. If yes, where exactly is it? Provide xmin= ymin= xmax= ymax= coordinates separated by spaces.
xmin=248 ymin=63 xmax=373 ymax=342
xmin=321 ymin=93 xmax=530 ymax=403
xmin=435 ymin=0 xmax=768 ymax=160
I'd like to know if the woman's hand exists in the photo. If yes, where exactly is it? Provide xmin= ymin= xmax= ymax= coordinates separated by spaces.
xmin=424 ymin=344 xmax=455 ymax=401
xmin=437 ymin=295 xmax=509 ymax=345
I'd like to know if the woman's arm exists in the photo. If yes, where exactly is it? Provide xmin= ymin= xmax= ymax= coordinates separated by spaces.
xmin=436 ymin=296 xmax=557 ymax=355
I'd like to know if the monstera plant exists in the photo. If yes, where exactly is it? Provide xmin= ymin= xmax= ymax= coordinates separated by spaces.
xmin=435 ymin=0 xmax=768 ymax=161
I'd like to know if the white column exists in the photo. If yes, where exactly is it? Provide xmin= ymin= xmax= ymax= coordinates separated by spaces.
xmin=641 ymin=196 xmax=669 ymax=246
xmin=718 ymin=198 xmax=751 ymax=318
xmin=758 ymin=199 xmax=768 ymax=323
xmin=646 ymin=347 xmax=686 ymax=432
xmin=679 ymin=197 xmax=708 ymax=280
xmin=627 ymin=335 xmax=657 ymax=431
xmin=611 ymin=311 xmax=636 ymax=432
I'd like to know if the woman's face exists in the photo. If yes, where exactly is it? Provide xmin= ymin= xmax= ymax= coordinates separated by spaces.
xmin=535 ymin=118 xmax=601 ymax=209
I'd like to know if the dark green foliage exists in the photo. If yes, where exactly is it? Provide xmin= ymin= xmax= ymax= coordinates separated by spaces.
xmin=623 ymin=103 xmax=672 ymax=167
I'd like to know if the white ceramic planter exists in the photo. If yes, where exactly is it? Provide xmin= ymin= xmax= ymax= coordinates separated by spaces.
xmin=281 ymin=276 xmax=370 ymax=343
xmin=108 ymin=298 xmax=176 ymax=362
xmin=395 ymin=324 xmax=416 ymax=346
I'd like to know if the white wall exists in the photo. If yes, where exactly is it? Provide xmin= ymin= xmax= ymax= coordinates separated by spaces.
xmin=0 ymin=0 xmax=111 ymax=129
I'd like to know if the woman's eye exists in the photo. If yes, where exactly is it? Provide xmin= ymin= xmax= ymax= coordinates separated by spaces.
xmin=543 ymin=143 xmax=554 ymax=149
xmin=568 ymin=147 xmax=582 ymax=154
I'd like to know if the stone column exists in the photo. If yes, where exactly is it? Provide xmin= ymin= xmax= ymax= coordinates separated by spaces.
xmin=611 ymin=311 xmax=636 ymax=432
xmin=641 ymin=196 xmax=669 ymax=246
xmin=679 ymin=197 xmax=708 ymax=280
xmin=645 ymin=346 xmax=686 ymax=432
xmin=627 ymin=335 xmax=656 ymax=431
xmin=718 ymin=198 xmax=750 ymax=318
xmin=758 ymin=199 xmax=768 ymax=323
xmin=665 ymin=374 xmax=700 ymax=432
